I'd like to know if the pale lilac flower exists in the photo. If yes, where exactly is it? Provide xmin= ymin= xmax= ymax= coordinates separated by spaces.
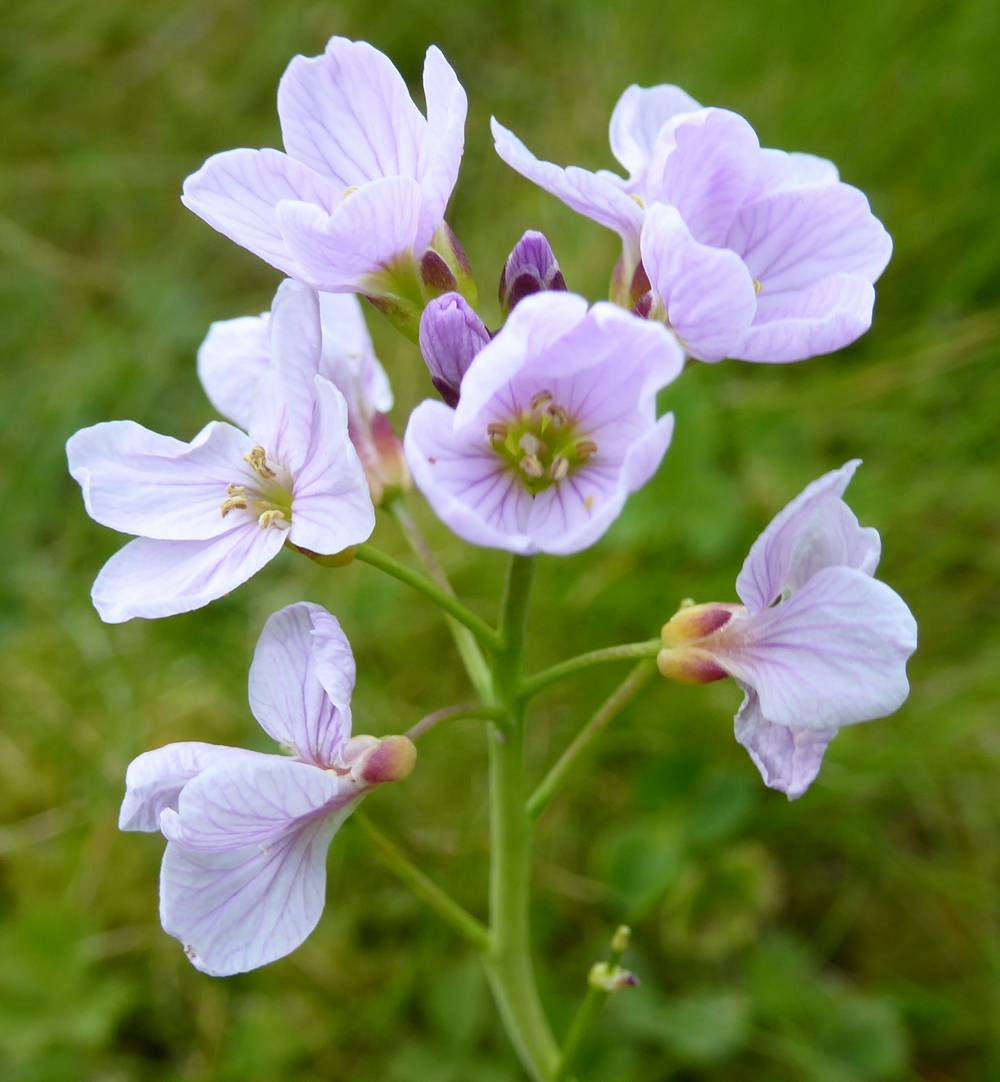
xmin=499 ymin=230 xmax=567 ymax=314
xmin=405 ymin=292 xmax=683 ymax=555
xmin=67 ymin=281 xmax=374 ymax=622
xmin=418 ymin=292 xmax=490 ymax=406
xmin=657 ymin=461 xmax=917 ymax=798
xmin=120 ymin=602 xmax=416 ymax=976
xmin=198 ymin=283 xmax=407 ymax=504
xmin=182 ymin=38 xmax=467 ymax=295
xmin=493 ymin=86 xmax=891 ymax=362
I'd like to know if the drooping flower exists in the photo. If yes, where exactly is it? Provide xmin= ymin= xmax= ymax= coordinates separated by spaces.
xmin=498 ymin=230 xmax=567 ymax=314
xmin=182 ymin=38 xmax=467 ymax=299
xmin=198 ymin=284 xmax=407 ymax=504
xmin=657 ymin=461 xmax=917 ymax=798
xmin=418 ymin=292 xmax=490 ymax=406
xmin=493 ymin=86 xmax=891 ymax=362
xmin=67 ymin=281 xmax=374 ymax=622
xmin=404 ymin=291 xmax=683 ymax=555
xmin=120 ymin=602 xmax=416 ymax=976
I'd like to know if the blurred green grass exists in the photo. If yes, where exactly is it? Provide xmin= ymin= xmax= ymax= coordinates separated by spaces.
xmin=1 ymin=0 xmax=998 ymax=1078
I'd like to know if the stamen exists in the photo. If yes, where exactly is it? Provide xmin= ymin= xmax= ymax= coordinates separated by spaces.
xmin=549 ymin=455 xmax=569 ymax=481
xmin=519 ymin=454 xmax=545 ymax=479
xmin=547 ymin=404 xmax=569 ymax=426
xmin=227 ymin=483 xmax=247 ymax=497
xmin=487 ymin=422 xmax=509 ymax=443
xmin=244 ymin=446 xmax=276 ymax=479
xmin=575 ymin=439 xmax=598 ymax=460
xmin=257 ymin=508 xmax=289 ymax=529
xmin=753 ymin=277 xmax=763 ymax=295
xmin=221 ymin=495 xmax=248 ymax=517
xmin=530 ymin=390 xmax=553 ymax=413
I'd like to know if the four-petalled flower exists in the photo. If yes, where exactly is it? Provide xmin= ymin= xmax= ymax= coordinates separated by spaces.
xmin=120 ymin=602 xmax=416 ymax=975
xmin=656 ymin=461 xmax=917 ymax=798
xmin=67 ymin=280 xmax=375 ymax=621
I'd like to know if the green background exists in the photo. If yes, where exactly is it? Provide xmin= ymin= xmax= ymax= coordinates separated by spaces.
xmin=2 ymin=0 xmax=998 ymax=1078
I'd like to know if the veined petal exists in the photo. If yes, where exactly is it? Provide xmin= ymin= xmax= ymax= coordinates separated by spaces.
xmin=609 ymin=83 xmax=702 ymax=181
xmin=640 ymin=203 xmax=757 ymax=362
xmin=288 ymin=377 xmax=375 ymax=556
xmin=277 ymin=176 xmax=423 ymax=291
xmin=159 ymin=757 xmax=358 ymax=976
xmin=67 ymin=420 xmax=257 ymax=541
xmin=277 ymin=37 xmax=427 ymax=186
xmin=91 ymin=527 xmax=286 ymax=623
xmin=721 ymin=566 xmax=917 ymax=731
xmin=644 ymin=108 xmax=760 ymax=246
xmin=418 ymin=45 xmax=467 ymax=248
xmin=181 ymin=148 xmax=340 ymax=276
xmin=734 ymin=689 xmax=836 ymax=799
xmin=751 ymin=148 xmax=839 ymax=199
xmin=318 ymin=293 xmax=393 ymax=414
xmin=197 ymin=313 xmax=271 ymax=429
xmin=736 ymin=460 xmax=880 ymax=610
xmin=729 ymin=183 xmax=892 ymax=294
xmin=120 ymin=742 xmax=269 ymax=832
xmin=491 ymin=118 xmax=644 ymax=254
xmin=735 ymin=274 xmax=875 ymax=363
xmin=248 ymin=602 xmax=355 ymax=766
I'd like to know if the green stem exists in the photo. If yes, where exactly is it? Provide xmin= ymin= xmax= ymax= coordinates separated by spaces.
xmin=406 ymin=702 xmax=503 ymax=742
xmin=389 ymin=499 xmax=494 ymax=701
xmin=483 ymin=556 xmax=561 ymax=1081
xmin=355 ymin=810 xmax=490 ymax=950
xmin=354 ymin=542 xmax=501 ymax=653
xmin=520 ymin=640 xmax=661 ymax=701
xmin=527 ymin=661 xmax=656 ymax=821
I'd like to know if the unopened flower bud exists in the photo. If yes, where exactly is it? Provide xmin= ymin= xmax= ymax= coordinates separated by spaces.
xmin=588 ymin=962 xmax=640 ymax=992
xmin=419 ymin=292 xmax=491 ymax=407
xmin=611 ymin=925 xmax=631 ymax=954
xmin=419 ymin=248 xmax=458 ymax=296
xmin=354 ymin=412 xmax=410 ymax=505
xmin=657 ymin=602 xmax=744 ymax=685
xmin=427 ymin=223 xmax=477 ymax=304
xmin=499 ymin=230 xmax=567 ymax=315
xmin=345 ymin=734 xmax=417 ymax=785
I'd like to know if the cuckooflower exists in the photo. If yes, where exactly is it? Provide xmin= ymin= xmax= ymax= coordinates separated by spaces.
xmin=493 ymin=85 xmax=891 ymax=362
xmin=182 ymin=37 xmax=467 ymax=297
xmin=405 ymin=291 xmax=683 ymax=554
xmin=657 ymin=461 xmax=917 ymax=798
xmin=120 ymin=602 xmax=416 ymax=975
xmin=67 ymin=281 xmax=374 ymax=622
xmin=198 ymin=283 xmax=407 ymax=504
xmin=418 ymin=292 xmax=491 ymax=406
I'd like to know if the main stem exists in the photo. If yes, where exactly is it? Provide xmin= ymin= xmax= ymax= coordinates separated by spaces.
xmin=484 ymin=556 xmax=561 ymax=1081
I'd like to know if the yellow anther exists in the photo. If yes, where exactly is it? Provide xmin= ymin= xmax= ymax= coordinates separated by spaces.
xmin=630 ymin=193 xmax=645 ymax=208
xmin=549 ymin=455 xmax=569 ymax=481
xmin=227 ymin=483 xmax=247 ymax=497
xmin=530 ymin=390 xmax=553 ymax=413
xmin=547 ymin=403 xmax=569 ymax=426
xmin=221 ymin=496 xmax=249 ymax=517
xmin=244 ymin=446 xmax=276 ymax=479
xmin=519 ymin=454 xmax=545 ymax=479
xmin=257 ymin=508 xmax=289 ymax=529
xmin=487 ymin=422 xmax=509 ymax=442
xmin=753 ymin=277 xmax=763 ymax=295
xmin=583 ymin=495 xmax=595 ymax=512
xmin=576 ymin=439 xmax=598 ymax=460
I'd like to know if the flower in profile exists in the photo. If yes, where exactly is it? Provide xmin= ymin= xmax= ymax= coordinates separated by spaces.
xmin=405 ymin=291 xmax=683 ymax=554
xmin=493 ymin=86 xmax=890 ymax=362
xmin=418 ymin=292 xmax=490 ymax=406
xmin=120 ymin=602 xmax=416 ymax=976
xmin=657 ymin=461 xmax=917 ymax=798
xmin=67 ymin=281 xmax=374 ymax=622
xmin=198 ymin=284 xmax=407 ymax=504
xmin=182 ymin=38 xmax=467 ymax=298
xmin=499 ymin=230 xmax=567 ymax=314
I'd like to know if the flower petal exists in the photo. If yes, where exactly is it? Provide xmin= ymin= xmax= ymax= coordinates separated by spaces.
xmin=640 ymin=203 xmax=757 ymax=361
xmin=608 ymin=83 xmax=702 ymax=181
xmin=91 ymin=527 xmax=286 ymax=623
xmin=276 ymin=176 xmax=424 ymax=291
xmin=288 ymin=377 xmax=375 ymax=556
xmin=159 ymin=757 xmax=357 ymax=976
xmin=120 ymin=742 xmax=268 ymax=832
xmin=181 ymin=148 xmax=340 ymax=276
xmin=418 ymin=45 xmax=467 ymax=249
xmin=318 ymin=293 xmax=393 ymax=414
xmin=736 ymin=459 xmax=880 ymax=611
xmin=751 ymin=148 xmax=839 ymax=199
xmin=728 ymin=183 xmax=892 ymax=294
xmin=277 ymin=37 xmax=426 ymax=186
xmin=644 ymin=108 xmax=760 ymax=246
xmin=197 ymin=313 xmax=271 ymax=429
xmin=491 ymin=118 xmax=644 ymax=254
xmin=735 ymin=274 xmax=876 ymax=363
xmin=248 ymin=602 xmax=355 ymax=766
xmin=734 ymin=689 xmax=836 ymax=799
xmin=67 ymin=420 xmax=256 ymax=541
xmin=722 ymin=566 xmax=917 ymax=731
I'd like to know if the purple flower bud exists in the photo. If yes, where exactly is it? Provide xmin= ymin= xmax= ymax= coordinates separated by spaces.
xmin=419 ymin=248 xmax=459 ymax=296
xmin=499 ymin=230 xmax=567 ymax=314
xmin=418 ymin=292 xmax=491 ymax=406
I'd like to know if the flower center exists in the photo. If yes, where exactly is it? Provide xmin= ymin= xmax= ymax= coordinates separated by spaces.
xmin=220 ymin=445 xmax=293 ymax=529
xmin=488 ymin=390 xmax=597 ymax=496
